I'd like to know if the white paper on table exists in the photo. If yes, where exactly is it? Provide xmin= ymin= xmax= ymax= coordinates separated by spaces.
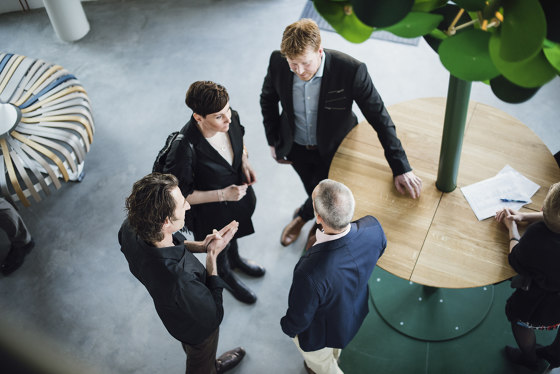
xmin=460 ymin=165 xmax=540 ymax=220
xmin=497 ymin=165 xmax=541 ymax=198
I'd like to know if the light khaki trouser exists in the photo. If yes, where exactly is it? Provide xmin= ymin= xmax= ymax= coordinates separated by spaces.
xmin=293 ymin=336 xmax=343 ymax=374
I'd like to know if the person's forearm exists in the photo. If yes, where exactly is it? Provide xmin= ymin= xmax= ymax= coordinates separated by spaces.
xmin=508 ymin=225 xmax=521 ymax=253
xmin=206 ymin=255 xmax=218 ymax=276
xmin=187 ymin=189 xmax=225 ymax=205
xmin=184 ymin=240 xmax=206 ymax=253
xmin=519 ymin=211 xmax=544 ymax=223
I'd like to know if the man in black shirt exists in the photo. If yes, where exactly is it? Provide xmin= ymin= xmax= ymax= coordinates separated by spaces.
xmin=119 ymin=173 xmax=245 ymax=374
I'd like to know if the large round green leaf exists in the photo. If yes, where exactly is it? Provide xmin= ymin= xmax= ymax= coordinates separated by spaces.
xmin=351 ymin=0 xmax=414 ymax=28
xmin=543 ymin=42 xmax=560 ymax=74
xmin=439 ymin=29 xmax=499 ymax=81
xmin=499 ymin=0 xmax=546 ymax=62
xmin=411 ymin=0 xmax=447 ymax=12
xmin=490 ymin=75 xmax=540 ymax=103
xmin=313 ymin=0 xmax=374 ymax=43
xmin=453 ymin=0 xmax=486 ymax=11
xmin=489 ymin=34 xmax=556 ymax=88
xmin=489 ymin=32 xmax=557 ymax=87
xmin=381 ymin=12 xmax=443 ymax=38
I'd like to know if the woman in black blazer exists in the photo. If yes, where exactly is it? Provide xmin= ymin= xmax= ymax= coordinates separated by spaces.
xmin=496 ymin=182 xmax=560 ymax=369
xmin=164 ymin=81 xmax=264 ymax=304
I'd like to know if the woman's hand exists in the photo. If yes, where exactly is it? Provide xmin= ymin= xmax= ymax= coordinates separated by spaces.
xmin=222 ymin=184 xmax=248 ymax=201
xmin=241 ymin=155 xmax=257 ymax=185
xmin=495 ymin=207 xmax=523 ymax=225
xmin=496 ymin=208 xmax=518 ymax=230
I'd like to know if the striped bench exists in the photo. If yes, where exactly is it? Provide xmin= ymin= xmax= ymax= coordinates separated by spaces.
xmin=0 ymin=53 xmax=94 ymax=207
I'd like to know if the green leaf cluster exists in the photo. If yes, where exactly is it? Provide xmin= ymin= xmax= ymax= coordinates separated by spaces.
xmin=312 ymin=0 xmax=560 ymax=103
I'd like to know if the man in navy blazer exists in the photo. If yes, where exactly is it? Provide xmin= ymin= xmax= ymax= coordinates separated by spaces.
xmin=261 ymin=18 xmax=421 ymax=250
xmin=281 ymin=179 xmax=386 ymax=374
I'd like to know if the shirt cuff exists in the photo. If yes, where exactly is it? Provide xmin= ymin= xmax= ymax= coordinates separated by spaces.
xmin=207 ymin=274 xmax=227 ymax=289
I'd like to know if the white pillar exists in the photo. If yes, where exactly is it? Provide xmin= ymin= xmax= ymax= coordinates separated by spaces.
xmin=43 ymin=0 xmax=90 ymax=42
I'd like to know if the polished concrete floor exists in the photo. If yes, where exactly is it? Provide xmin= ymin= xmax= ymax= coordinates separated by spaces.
xmin=0 ymin=0 xmax=559 ymax=373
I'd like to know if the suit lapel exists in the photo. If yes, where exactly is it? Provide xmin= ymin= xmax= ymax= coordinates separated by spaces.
xmin=187 ymin=119 xmax=233 ymax=169
xmin=306 ymin=222 xmax=356 ymax=254
xmin=280 ymin=57 xmax=295 ymax=125
xmin=229 ymin=111 xmax=243 ymax=170
xmin=316 ymin=50 xmax=332 ymax=137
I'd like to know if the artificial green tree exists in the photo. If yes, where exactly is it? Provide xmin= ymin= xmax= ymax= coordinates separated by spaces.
xmin=313 ymin=0 xmax=560 ymax=191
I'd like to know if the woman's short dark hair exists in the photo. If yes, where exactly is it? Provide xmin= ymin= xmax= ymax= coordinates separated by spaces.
xmin=185 ymin=81 xmax=229 ymax=117
xmin=125 ymin=173 xmax=179 ymax=244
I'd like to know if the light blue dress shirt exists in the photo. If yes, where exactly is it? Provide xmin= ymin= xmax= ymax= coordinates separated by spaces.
xmin=292 ymin=52 xmax=326 ymax=146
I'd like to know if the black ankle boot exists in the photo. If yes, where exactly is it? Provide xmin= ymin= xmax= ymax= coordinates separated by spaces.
xmin=221 ymin=273 xmax=257 ymax=304
xmin=228 ymin=240 xmax=265 ymax=277
xmin=218 ymin=245 xmax=257 ymax=304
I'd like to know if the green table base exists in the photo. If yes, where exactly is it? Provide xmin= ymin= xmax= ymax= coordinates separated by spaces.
xmin=370 ymin=270 xmax=494 ymax=341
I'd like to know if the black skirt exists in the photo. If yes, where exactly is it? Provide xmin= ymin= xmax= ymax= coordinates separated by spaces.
xmin=506 ymin=286 xmax=560 ymax=327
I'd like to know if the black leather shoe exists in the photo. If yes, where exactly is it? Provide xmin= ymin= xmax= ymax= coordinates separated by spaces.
xmin=1 ymin=239 xmax=35 ymax=276
xmin=222 ymin=273 xmax=257 ymax=304
xmin=230 ymin=256 xmax=265 ymax=277
xmin=216 ymin=347 xmax=245 ymax=373
xmin=228 ymin=241 xmax=265 ymax=277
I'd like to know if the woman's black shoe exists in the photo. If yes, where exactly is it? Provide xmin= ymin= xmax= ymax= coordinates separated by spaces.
xmin=230 ymin=256 xmax=265 ymax=277
xmin=221 ymin=273 xmax=257 ymax=304
xmin=536 ymin=346 xmax=560 ymax=368
xmin=228 ymin=241 xmax=265 ymax=277
xmin=505 ymin=346 xmax=539 ymax=371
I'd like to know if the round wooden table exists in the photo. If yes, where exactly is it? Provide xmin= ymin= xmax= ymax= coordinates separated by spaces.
xmin=329 ymin=97 xmax=560 ymax=340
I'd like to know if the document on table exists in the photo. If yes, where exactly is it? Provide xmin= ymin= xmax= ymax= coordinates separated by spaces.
xmin=460 ymin=165 xmax=540 ymax=220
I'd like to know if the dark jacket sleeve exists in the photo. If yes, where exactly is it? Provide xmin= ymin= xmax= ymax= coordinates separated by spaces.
xmin=260 ymin=52 xmax=282 ymax=147
xmin=280 ymin=265 xmax=320 ymax=338
xmin=508 ymin=241 xmax=526 ymax=276
xmin=352 ymin=63 xmax=411 ymax=176
xmin=206 ymin=275 xmax=225 ymax=325
xmin=174 ymin=274 xmax=225 ymax=334
xmin=163 ymin=134 xmax=195 ymax=197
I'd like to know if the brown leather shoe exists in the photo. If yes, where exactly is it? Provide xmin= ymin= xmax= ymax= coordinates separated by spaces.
xmin=216 ymin=347 xmax=246 ymax=373
xmin=305 ymin=223 xmax=320 ymax=251
xmin=304 ymin=361 xmax=316 ymax=374
xmin=281 ymin=216 xmax=306 ymax=246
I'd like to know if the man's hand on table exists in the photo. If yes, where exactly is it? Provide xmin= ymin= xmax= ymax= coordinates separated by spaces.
xmin=394 ymin=171 xmax=422 ymax=199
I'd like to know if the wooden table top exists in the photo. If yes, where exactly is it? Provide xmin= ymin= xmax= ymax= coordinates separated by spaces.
xmin=329 ymin=97 xmax=560 ymax=288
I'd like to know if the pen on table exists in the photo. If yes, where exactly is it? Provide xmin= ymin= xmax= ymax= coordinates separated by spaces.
xmin=500 ymin=198 xmax=529 ymax=203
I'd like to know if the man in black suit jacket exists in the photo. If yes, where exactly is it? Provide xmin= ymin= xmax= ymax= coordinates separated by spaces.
xmin=261 ymin=19 xmax=422 ymax=249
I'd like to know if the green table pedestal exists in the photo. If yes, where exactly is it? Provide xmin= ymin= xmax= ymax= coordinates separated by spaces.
xmin=370 ymin=269 xmax=494 ymax=341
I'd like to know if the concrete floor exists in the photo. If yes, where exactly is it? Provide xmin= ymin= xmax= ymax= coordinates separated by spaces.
xmin=0 ymin=0 xmax=559 ymax=373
